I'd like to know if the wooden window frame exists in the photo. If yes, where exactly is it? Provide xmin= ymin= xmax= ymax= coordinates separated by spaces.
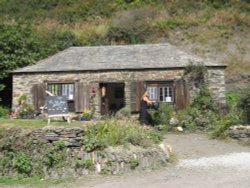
xmin=46 ymin=81 xmax=75 ymax=101
xmin=146 ymin=81 xmax=174 ymax=103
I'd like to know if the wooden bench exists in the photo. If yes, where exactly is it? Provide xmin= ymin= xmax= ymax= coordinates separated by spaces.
xmin=47 ymin=114 xmax=71 ymax=125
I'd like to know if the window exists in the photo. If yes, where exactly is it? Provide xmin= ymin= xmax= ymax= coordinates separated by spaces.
xmin=47 ymin=83 xmax=74 ymax=100
xmin=147 ymin=83 xmax=174 ymax=103
xmin=147 ymin=87 xmax=157 ymax=100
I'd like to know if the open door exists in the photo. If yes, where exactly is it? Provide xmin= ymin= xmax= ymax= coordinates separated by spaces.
xmin=100 ymin=82 xmax=125 ymax=116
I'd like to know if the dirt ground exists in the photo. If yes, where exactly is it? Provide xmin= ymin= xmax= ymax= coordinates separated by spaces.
xmin=3 ymin=133 xmax=250 ymax=188
xmin=72 ymin=133 xmax=250 ymax=188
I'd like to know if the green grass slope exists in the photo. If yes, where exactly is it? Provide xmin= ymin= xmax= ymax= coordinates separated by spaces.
xmin=0 ymin=0 xmax=249 ymax=89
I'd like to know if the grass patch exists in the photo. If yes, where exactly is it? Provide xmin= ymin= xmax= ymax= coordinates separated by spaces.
xmin=0 ymin=118 xmax=86 ymax=129
xmin=0 ymin=176 xmax=75 ymax=186
xmin=224 ymin=57 xmax=250 ymax=78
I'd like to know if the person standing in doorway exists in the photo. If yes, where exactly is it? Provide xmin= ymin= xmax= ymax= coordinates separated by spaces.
xmin=139 ymin=91 xmax=155 ymax=125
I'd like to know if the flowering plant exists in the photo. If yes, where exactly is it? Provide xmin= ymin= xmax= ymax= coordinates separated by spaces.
xmin=82 ymin=109 xmax=94 ymax=120
xmin=15 ymin=95 xmax=35 ymax=119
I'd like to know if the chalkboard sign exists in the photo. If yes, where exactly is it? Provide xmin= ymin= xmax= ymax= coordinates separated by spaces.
xmin=47 ymin=96 xmax=68 ymax=115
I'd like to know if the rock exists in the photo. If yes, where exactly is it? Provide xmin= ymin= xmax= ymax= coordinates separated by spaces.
xmin=158 ymin=143 xmax=171 ymax=158
xmin=95 ymin=163 xmax=101 ymax=173
xmin=64 ymin=140 xmax=81 ymax=147
xmin=45 ymin=132 xmax=59 ymax=141
xmin=59 ymin=133 xmax=77 ymax=138
xmin=177 ymin=126 xmax=183 ymax=132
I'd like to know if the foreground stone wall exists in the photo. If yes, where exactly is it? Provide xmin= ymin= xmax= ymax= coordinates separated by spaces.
xmin=227 ymin=125 xmax=250 ymax=143
xmin=0 ymin=126 xmax=170 ymax=179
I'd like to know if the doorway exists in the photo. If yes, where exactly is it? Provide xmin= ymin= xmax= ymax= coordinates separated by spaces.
xmin=100 ymin=82 xmax=125 ymax=116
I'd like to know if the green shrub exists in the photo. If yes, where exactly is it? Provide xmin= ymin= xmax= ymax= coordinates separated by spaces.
xmin=81 ymin=134 xmax=103 ymax=152
xmin=43 ymin=149 xmax=62 ymax=167
xmin=75 ymin=159 xmax=94 ymax=170
xmin=15 ymin=153 xmax=32 ymax=176
xmin=209 ymin=110 xmax=244 ymax=139
xmin=81 ymin=120 xmax=162 ymax=152
xmin=152 ymin=103 xmax=174 ymax=126
xmin=0 ymin=106 xmax=9 ymax=118
xmin=175 ymin=81 xmax=218 ymax=131
xmin=53 ymin=140 xmax=65 ymax=150
xmin=129 ymin=158 xmax=140 ymax=169
xmin=42 ymin=142 xmax=67 ymax=168
xmin=226 ymin=91 xmax=242 ymax=109
xmin=116 ymin=107 xmax=131 ymax=119
xmin=81 ymin=123 xmax=109 ymax=152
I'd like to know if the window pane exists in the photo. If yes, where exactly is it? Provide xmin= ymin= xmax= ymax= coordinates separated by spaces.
xmin=147 ymin=83 xmax=174 ymax=102
xmin=164 ymin=87 xmax=168 ymax=98
xmin=169 ymin=87 xmax=172 ymax=97
xmin=48 ymin=83 xmax=74 ymax=99
xmin=147 ymin=87 xmax=157 ymax=100
xmin=159 ymin=86 xmax=173 ymax=102
xmin=159 ymin=87 xmax=164 ymax=102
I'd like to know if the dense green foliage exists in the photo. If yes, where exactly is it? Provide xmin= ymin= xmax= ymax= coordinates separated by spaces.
xmin=0 ymin=106 xmax=9 ymax=118
xmin=14 ymin=153 xmax=32 ymax=176
xmin=0 ymin=22 xmax=80 ymax=107
xmin=0 ymin=23 xmax=44 ymax=91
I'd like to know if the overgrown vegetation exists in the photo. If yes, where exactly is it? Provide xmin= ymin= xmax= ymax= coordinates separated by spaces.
xmin=81 ymin=120 xmax=162 ymax=151
xmin=152 ymin=64 xmax=249 ymax=138
xmin=0 ymin=119 xmax=162 ymax=181
xmin=0 ymin=106 xmax=9 ymax=118
xmin=14 ymin=153 xmax=32 ymax=176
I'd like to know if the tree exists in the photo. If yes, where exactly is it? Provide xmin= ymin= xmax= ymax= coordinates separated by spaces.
xmin=0 ymin=22 xmax=81 ymax=107
xmin=0 ymin=23 xmax=47 ymax=90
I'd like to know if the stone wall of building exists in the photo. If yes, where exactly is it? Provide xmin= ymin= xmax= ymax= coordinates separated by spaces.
xmin=12 ymin=69 xmax=183 ymax=112
xmin=207 ymin=68 xmax=226 ymax=104
xmin=12 ymin=68 xmax=226 ymax=112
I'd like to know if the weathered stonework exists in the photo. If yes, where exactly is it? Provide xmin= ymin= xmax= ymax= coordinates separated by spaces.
xmin=12 ymin=68 xmax=226 ymax=112
xmin=0 ymin=126 xmax=170 ymax=178
xmin=227 ymin=125 xmax=250 ymax=143
xmin=207 ymin=68 xmax=226 ymax=103
xmin=12 ymin=69 xmax=183 ymax=112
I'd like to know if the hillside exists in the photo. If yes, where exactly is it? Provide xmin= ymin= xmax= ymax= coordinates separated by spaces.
xmin=0 ymin=0 xmax=250 ymax=91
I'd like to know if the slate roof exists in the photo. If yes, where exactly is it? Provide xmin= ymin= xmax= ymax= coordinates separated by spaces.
xmin=13 ymin=43 xmax=226 ymax=73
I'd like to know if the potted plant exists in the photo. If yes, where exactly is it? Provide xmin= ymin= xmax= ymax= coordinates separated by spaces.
xmin=81 ymin=109 xmax=94 ymax=121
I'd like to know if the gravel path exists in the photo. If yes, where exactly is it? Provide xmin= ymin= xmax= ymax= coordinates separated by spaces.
xmin=3 ymin=133 xmax=250 ymax=188
xmin=71 ymin=133 xmax=250 ymax=188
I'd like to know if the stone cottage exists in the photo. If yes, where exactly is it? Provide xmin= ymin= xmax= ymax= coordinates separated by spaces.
xmin=12 ymin=43 xmax=226 ymax=116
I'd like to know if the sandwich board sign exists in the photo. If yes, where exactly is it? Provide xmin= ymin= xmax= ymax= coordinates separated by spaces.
xmin=46 ymin=96 xmax=68 ymax=115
